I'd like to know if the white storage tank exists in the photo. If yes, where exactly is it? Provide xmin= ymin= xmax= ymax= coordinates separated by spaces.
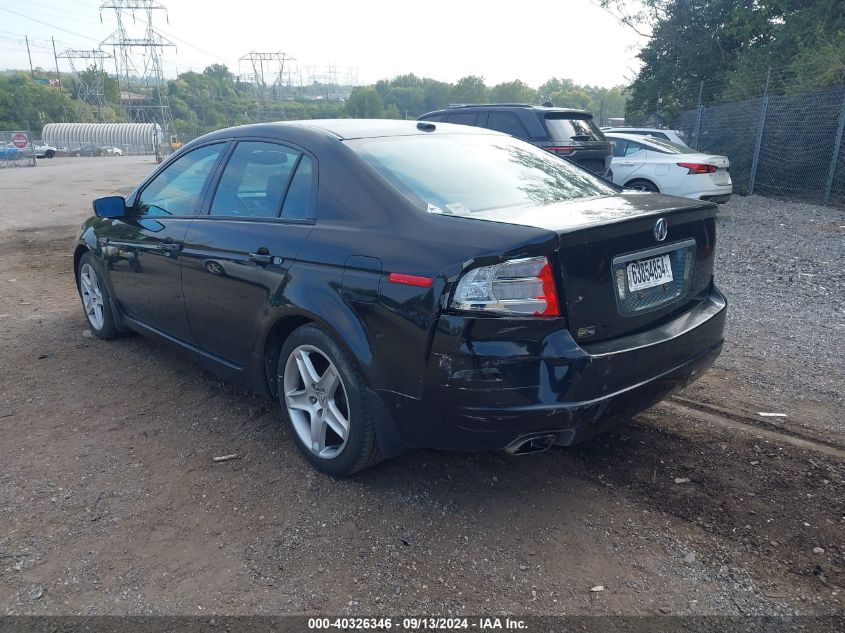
xmin=42 ymin=123 xmax=164 ymax=155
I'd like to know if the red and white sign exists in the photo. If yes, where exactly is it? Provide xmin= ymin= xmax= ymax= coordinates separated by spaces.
xmin=11 ymin=133 xmax=28 ymax=148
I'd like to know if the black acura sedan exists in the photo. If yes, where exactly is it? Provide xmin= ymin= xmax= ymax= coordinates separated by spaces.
xmin=74 ymin=119 xmax=726 ymax=475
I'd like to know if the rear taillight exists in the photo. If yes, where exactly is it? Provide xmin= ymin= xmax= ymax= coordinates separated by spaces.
xmin=546 ymin=146 xmax=575 ymax=155
xmin=678 ymin=162 xmax=717 ymax=174
xmin=450 ymin=256 xmax=560 ymax=316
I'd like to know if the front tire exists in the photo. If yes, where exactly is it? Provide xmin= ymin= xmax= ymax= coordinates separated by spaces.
xmin=76 ymin=252 xmax=120 ymax=340
xmin=45 ymin=150 xmax=55 ymax=158
xmin=277 ymin=324 xmax=381 ymax=476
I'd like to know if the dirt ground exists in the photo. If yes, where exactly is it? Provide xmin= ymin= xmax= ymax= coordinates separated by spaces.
xmin=0 ymin=157 xmax=843 ymax=617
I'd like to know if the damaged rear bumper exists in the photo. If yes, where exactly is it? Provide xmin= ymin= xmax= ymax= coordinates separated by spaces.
xmin=377 ymin=285 xmax=727 ymax=452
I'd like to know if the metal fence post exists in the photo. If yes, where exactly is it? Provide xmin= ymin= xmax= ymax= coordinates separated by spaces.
xmin=749 ymin=67 xmax=771 ymax=196
xmin=823 ymin=87 xmax=845 ymax=206
xmin=693 ymin=81 xmax=704 ymax=150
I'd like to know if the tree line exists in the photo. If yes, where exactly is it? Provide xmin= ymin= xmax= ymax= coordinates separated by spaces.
xmin=0 ymin=66 xmax=625 ymax=139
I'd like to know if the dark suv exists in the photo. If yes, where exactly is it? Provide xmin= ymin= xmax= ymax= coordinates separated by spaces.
xmin=418 ymin=104 xmax=612 ymax=177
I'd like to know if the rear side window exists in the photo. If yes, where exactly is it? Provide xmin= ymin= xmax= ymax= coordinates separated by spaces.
xmin=137 ymin=143 xmax=224 ymax=216
xmin=610 ymin=139 xmax=628 ymax=158
xmin=346 ymin=134 xmax=616 ymax=215
xmin=210 ymin=141 xmax=299 ymax=218
xmin=622 ymin=141 xmax=647 ymax=156
xmin=445 ymin=113 xmax=478 ymax=126
xmin=544 ymin=114 xmax=605 ymax=142
xmin=281 ymin=156 xmax=314 ymax=220
xmin=486 ymin=112 xmax=530 ymax=140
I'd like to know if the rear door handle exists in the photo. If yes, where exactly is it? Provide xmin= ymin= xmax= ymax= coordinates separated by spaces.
xmin=617 ymin=162 xmax=635 ymax=166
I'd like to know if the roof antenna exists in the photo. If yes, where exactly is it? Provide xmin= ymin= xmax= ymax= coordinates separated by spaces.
xmin=542 ymin=101 xmax=554 ymax=107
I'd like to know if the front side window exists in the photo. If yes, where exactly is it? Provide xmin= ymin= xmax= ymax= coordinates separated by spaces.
xmin=137 ymin=144 xmax=224 ymax=216
xmin=210 ymin=141 xmax=300 ymax=218
xmin=346 ymin=133 xmax=617 ymax=216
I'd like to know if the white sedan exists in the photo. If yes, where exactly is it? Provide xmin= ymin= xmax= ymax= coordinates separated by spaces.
xmin=606 ymin=133 xmax=732 ymax=203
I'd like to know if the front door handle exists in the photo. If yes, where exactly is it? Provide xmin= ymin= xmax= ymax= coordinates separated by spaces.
xmin=249 ymin=246 xmax=276 ymax=265
xmin=159 ymin=240 xmax=183 ymax=253
xmin=617 ymin=162 xmax=635 ymax=167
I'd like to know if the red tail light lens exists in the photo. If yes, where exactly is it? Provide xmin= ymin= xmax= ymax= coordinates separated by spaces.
xmin=450 ymin=256 xmax=560 ymax=317
xmin=677 ymin=162 xmax=717 ymax=174
xmin=546 ymin=146 xmax=575 ymax=155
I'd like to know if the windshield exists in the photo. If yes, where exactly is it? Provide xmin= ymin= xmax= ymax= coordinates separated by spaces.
xmin=543 ymin=114 xmax=606 ymax=142
xmin=346 ymin=133 xmax=617 ymax=215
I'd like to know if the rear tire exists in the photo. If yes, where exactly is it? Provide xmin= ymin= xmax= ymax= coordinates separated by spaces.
xmin=625 ymin=179 xmax=659 ymax=193
xmin=277 ymin=324 xmax=381 ymax=476
xmin=76 ymin=252 xmax=121 ymax=340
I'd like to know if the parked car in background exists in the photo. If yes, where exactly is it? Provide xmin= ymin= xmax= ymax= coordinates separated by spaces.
xmin=418 ymin=104 xmax=613 ymax=177
xmin=602 ymin=127 xmax=691 ymax=148
xmin=70 ymin=144 xmax=100 ymax=157
xmin=1 ymin=144 xmax=23 ymax=160
xmin=606 ymin=132 xmax=732 ymax=203
xmin=75 ymin=120 xmax=727 ymax=475
xmin=102 ymin=146 xmax=123 ymax=156
xmin=32 ymin=142 xmax=57 ymax=158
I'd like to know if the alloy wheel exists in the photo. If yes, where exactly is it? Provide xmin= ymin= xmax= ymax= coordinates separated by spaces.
xmin=283 ymin=344 xmax=350 ymax=459
xmin=79 ymin=263 xmax=105 ymax=330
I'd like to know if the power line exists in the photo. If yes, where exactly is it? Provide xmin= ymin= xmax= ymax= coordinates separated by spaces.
xmin=0 ymin=5 xmax=101 ymax=43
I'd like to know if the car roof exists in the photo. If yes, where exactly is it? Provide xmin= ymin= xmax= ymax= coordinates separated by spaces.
xmin=422 ymin=104 xmax=592 ymax=117
xmin=209 ymin=119 xmax=502 ymax=141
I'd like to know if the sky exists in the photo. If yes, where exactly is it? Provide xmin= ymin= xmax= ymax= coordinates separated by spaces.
xmin=0 ymin=0 xmax=646 ymax=88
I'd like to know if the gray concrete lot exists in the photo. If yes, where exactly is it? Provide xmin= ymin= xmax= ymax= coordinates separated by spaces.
xmin=0 ymin=157 xmax=842 ymax=616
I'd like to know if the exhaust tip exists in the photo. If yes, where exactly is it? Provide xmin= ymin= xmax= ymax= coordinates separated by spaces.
xmin=505 ymin=434 xmax=557 ymax=456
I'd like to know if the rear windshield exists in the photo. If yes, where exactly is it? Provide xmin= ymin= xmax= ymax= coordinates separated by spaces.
xmin=638 ymin=137 xmax=692 ymax=154
xmin=543 ymin=114 xmax=606 ymax=143
xmin=345 ymin=133 xmax=616 ymax=215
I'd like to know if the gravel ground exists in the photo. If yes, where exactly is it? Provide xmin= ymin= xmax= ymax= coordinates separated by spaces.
xmin=0 ymin=160 xmax=842 ymax=619
xmin=686 ymin=196 xmax=845 ymax=438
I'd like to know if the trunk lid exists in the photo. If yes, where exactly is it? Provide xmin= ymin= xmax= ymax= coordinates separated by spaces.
xmin=468 ymin=192 xmax=718 ymax=343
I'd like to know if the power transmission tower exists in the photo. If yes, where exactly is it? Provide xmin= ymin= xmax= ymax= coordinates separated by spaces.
xmin=100 ymin=0 xmax=175 ymax=144
xmin=57 ymin=48 xmax=113 ymax=121
xmin=238 ymin=52 xmax=293 ymax=118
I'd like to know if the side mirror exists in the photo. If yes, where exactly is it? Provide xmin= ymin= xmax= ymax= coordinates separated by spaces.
xmin=93 ymin=196 xmax=126 ymax=219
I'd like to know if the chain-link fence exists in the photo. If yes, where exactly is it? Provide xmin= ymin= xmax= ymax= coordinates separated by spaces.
xmin=0 ymin=131 xmax=37 ymax=168
xmin=629 ymin=68 xmax=845 ymax=208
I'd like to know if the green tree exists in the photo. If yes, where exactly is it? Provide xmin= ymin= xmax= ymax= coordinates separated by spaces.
xmin=490 ymin=79 xmax=536 ymax=103
xmin=451 ymin=75 xmax=488 ymax=104
xmin=345 ymin=86 xmax=384 ymax=118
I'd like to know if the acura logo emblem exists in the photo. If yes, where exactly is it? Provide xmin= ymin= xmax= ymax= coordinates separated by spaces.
xmin=654 ymin=218 xmax=668 ymax=242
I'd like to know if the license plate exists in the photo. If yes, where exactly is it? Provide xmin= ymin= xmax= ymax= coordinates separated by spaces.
xmin=714 ymin=169 xmax=731 ymax=185
xmin=627 ymin=254 xmax=673 ymax=291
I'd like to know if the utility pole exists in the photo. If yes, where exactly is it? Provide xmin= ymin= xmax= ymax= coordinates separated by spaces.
xmin=25 ymin=36 xmax=35 ymax=81
xmin=52 ymin=37 xmax=62 ymax=93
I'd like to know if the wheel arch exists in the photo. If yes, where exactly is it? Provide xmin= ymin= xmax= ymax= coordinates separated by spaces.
xmin=259 ymin=308 xmax=377 ymax=401
xmin=624 ymin=177 xmax=660 ymax=192
xmin=73 ymin=243 xmax=91 ymax=286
